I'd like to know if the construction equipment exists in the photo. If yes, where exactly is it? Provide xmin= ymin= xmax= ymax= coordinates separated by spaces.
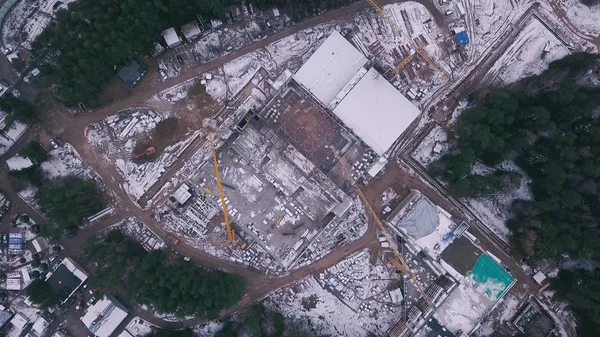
xmin=364 ymin=0 xmax=448 ymax=79
xmin=392 ymin=43 xmax=425 ymax=73
xmin=134 ymin=146 xmax=155 ymax=159
xmin=208 ymin=132 xmax=236 ymax=243
xmin=365 ymin=0 xmax=401 ymax=33
xmin=335 ymin=149 xmax=430 ymax=303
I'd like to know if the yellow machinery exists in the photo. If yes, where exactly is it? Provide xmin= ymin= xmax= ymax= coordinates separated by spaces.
xmin=335 ymin=149 xmax=430 ymax=303
xmin=392 ymin=42 xmax=425 ymax=73
xmin=365 ymin=0 xmax=401 ymax=33
xmin=208 ymin=132 xmax=235 ymax=243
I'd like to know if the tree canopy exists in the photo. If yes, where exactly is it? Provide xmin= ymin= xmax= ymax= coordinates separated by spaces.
xmin=86 ymin=230 xmax=246 ymax=318
xmin=35 ymin=177 xmax=105 ymax=228
xmin=430 ymin=52 xmax=600 ymax=336
xmin=19 ymin=142 xmax=48 ymax=164
xmin=31 ymin=0 xmax=356 ymax=106
xmin=0 ymin=96 xmax=38 ymax=127
xmin=26 ymin=280 xmax=60 ymax=308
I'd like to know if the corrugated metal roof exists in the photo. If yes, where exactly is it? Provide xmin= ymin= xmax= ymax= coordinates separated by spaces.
xmin=293 ymin=31 xmax=367 ymax=106
xmin=332 ymin=68 xmax=420 ymax=155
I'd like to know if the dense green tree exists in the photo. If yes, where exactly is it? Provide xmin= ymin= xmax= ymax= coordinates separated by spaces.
xmin=0 ymin=96 xmax=38 ymax=127
xmin=26 ymin=280 xmax=60 ymax=308
xmin=31 ymin=0 xmax=356 ymax=106
xmin=87 ymin=230 xmax=246 ymax=318
xmin=19 ymin=142 xmax=48 ymax=164
xmin=35 ymin=177 xmax=105 ymax=228
xmin=150 ymin=329 xmax=196 ymax=337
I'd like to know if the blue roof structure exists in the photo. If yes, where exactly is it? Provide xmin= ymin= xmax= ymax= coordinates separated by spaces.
xmin=455 ymin=31 xmax=470 ymax=46
xmin=117 ymin=60 xmax=147 ymax=87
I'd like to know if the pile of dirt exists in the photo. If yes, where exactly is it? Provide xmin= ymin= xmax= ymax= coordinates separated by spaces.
xmin=132 ymin=117 xmax=180 ymax=163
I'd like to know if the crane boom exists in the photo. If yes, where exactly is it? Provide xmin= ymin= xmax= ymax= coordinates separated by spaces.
xmin=365 ymin=0 xmax=400 ymax=33
xmin=208 ymin=132 xmax=235 ymax=242
xmin=335 ymin=150 xmax=430 ymax=303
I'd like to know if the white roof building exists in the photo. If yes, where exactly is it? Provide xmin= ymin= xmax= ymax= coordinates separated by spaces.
xmin=31 ymin=237 xmax=49 ymax=253
xmin=162 ymin=27 xmax=182 ymax=48
xmin=6 ymin=155 xmax=34 ymax=171
xmin=81 ymin=296 xmax=129 ymax=337
xmin=332 ymin=68 xmax=420 ymax=155
xmin=31 ymin=316 xmax=50 ymax=336
xmin=293 ymin=31 xmax=367 ymax=106
xmin=181 ymin=21 xmax=202 ymax=41
xmin=172 ymin=183 xmax=192 ymax=205
xmin=9 ymin=312 xmax=29 ymax=331
xmin=5 ymin=273 xmax=22 ymax=291
xmin=533 ymin=271 xmax=547 ymax=285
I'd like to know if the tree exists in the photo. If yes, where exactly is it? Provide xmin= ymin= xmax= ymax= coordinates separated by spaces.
xmin=26 ymin=280 xmax=60 ymax=308
xmin=429 ymin=53 xmax=600 ymax=335
xmin=35 ymin=177 xmax=105 ymax=228
xmin=0 ymin=96 xmax=38 ymax=127
xmin=86 ymin=230 xmax=246 ymax=318
xmin=19 ymin=142 xmax=48 ymax=164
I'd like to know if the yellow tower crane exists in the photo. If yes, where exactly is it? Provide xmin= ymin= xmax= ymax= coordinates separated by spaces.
xmin=365 ymin=0 xmax=401 ymax=33
xmin=335 ymin=149 xmax=430 ymax=304
xmin=208 ymin=132 xmax=235 ymax=242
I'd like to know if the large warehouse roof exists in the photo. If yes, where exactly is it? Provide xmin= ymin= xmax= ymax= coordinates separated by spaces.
xmin=333 ymin=68 xmax=420 ymax=155
xmin=293 ymin=31 xmax=367 ymax=106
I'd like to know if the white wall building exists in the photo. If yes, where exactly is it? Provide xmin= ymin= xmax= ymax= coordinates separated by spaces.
xmin=81 ymin=296 xmax=129 ymax=337
xmin=162 ymin=27 xmax=182 ymax=48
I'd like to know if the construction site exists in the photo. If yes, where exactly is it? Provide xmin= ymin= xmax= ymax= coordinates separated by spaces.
xmin=60 ymin=0 xmax=597 ymax=335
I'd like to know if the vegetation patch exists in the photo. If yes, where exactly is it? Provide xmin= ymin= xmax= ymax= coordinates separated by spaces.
xmin=36 ymin=177 xmax=105 ymax=228
xmin=431 ymin=52 xmax=600 ymax=336
xmin=86 ymin=230 xmax=246 ymax=318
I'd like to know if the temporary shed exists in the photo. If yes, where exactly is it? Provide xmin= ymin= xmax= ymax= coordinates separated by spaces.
xmin=162 ymin=27 xmax=182 ymax=48
xmin=455 ymin=31 xmax=469 ymax=46
xmin=117 ymin=61 xmax=147 ymax=88
xmin=332 ymin=68 xmax=420 ymax=155
xmin=6 ymin=155 xmax=33 ymax=171
xmin=181 ymin=21 xmax=202 ymax=41
xmin=293 ymin=31 xmax=367 ymax=106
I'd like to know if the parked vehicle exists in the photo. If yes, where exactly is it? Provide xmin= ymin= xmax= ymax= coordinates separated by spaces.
xmin=50 ymin=139 xmax=58 ymax=149
xmin=176 ymin=55 xmax=184 ymax=65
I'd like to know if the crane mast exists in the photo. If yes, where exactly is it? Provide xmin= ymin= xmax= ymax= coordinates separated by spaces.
xmin=208 ymin=132 xmax=235 ymax=242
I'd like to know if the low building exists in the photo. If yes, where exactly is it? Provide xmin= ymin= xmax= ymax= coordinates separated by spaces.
xmin=162 ymin=27 xmax=182 ymax=48
xmin=533 ymin=271 xmax=547 ymax=285
xmin=5 ymin=272 xmax=22 ymax=290
xmin=9 ymin=312 xmax=29 ymax=331
xmin=31 ymin=237 xmax=48 ymax=253
xmin=0 ymin=308 xmax=12 ymax=329
xmin=117 ymin=61 xmax=147 ymax=88
xmin=6 ymin=155 xmax=34 ymax=171
xmin=45 ymin=258 xmax=88 ymax=304
xmin=455 ymin=31 xmax=469 ymax=46
xmin=8 ymin=230 xmax=25 ymax=254
xmin=171 ymin=183 xmax=192 ymax=206
xmin=29 ymin=314 xmax=52 ymax=337
xmin=181 ymin=21 xmax=201 ymax=41
xmin=81 ymin=296 xmax=129 ymax=337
